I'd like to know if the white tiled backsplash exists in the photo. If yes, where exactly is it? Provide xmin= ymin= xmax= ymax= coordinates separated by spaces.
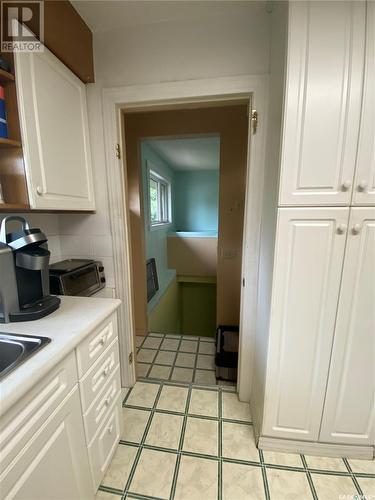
xmin=0 ymin=213 xmax=116 ymax=291
xmin=57 ymin=234 xmax=115 ymax=289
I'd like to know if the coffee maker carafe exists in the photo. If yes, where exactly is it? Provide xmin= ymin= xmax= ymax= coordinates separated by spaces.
xmin=0 ymin=216 xmax=60 ymax=323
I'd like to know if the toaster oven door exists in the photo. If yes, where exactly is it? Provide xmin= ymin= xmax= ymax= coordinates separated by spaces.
xmin=60 ymin=265 xmax=101 ymax=296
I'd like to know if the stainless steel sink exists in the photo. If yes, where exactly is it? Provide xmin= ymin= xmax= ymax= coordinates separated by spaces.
xmin=0 ymin=333 xmax=51 ymax=380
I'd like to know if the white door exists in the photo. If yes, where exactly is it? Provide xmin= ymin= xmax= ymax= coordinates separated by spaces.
xmin=14 ymin=44 xmax=95 ymax=210
xmin=0 ymin=389 xmax=94 ymax=500
xmin=262 ymin=208 xmax=349 ymax=441
xmin=279 ymin=1 xmax=365 ymax=206
xmin=353 ymin=2 xmax=375 ymax=206
xmin=319 ymin=207 xmax=375 ymax=446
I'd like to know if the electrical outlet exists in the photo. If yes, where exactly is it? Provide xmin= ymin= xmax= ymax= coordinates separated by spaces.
xmin=222 ymin=249 xmax=238 ymax=259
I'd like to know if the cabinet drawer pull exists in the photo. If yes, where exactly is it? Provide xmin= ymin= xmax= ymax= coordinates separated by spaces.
xmin=36 ymin=186 xmax=44 ymax=196
xmin=105 ymin=396 xmax=111 ymax=407
xmin=336 ymin=223 xmax=347 ymax=235
xmin=352 ymin=224 xmax=361 ymax=235
xmin=100 ymin=336 xmax=106 ymax=346
xmin=358 ymin=180 xmax=368 ymax=192
xmin=341 ymin=180 xmax=351 ymax=191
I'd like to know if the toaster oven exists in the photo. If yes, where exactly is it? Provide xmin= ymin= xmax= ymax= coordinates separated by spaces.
xmin=49 ymin=259 xmax=106 ymax=297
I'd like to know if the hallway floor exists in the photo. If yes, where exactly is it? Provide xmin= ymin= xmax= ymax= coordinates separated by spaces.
xmin=96 ymin=379 xmax=375 ymax=500
xmin=135 ymin=332 xmax=235 ymax=387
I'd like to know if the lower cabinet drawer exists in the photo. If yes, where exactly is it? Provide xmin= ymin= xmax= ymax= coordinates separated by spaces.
xmin=87 ymin=400 xmax=121 ymax=491
xmin=80 ymin=339 xmax=119 ymax=412
xmin=84 ymin=365 xmax=121 ymax=445
xmin=76 ymin=314 xmax=118 ymax=378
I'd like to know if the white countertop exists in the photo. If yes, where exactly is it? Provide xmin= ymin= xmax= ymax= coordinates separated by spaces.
xmin=0 ymin=296 xmax=121 ymax=417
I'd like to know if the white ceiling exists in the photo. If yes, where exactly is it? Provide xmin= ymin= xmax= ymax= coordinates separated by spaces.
xmin=71 ymin=1 xmax=267 ymax=34
xmin=145 ymin=136 xmax=220 ymax=171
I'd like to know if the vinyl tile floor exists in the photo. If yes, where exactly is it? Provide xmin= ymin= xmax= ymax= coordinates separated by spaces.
xmin=97 ymin=379 xmax=375 ymax=500
xmin=135 ymin=332 xmax=235 ymax=387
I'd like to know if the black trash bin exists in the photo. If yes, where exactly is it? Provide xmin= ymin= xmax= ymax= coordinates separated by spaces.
xmin=215 ymin=325 xmax=239 ymax=382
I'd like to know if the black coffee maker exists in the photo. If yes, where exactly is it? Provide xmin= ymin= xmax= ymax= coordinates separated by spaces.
xmin=0 ymin=216 xmax=60 ymax=323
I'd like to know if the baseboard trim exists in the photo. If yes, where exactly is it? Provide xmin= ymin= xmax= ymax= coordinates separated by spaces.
xmin=120 ymin=387 xmax=130 ymax=402
xmin=258 ymin=435 xmax=374 ymax=459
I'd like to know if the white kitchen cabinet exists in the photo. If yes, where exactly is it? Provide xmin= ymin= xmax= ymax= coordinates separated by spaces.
xmin=14 ymin=43 xmax=95 ymax=211
xmin=319 ymin=207 xmax=375 ymax=445
xmin=352 ymin=2 xmax=375 ymax=206
xmin=76 ymin=313 xmax=122 ymax=490
xmin=0 ymin=310 xmax=122 ymax=498
xmin=83 ymin=366 xmax=121 ymax=444
xmin=279 ymin=1 xmax=365 ymax=206
xmin=0 ymin=388 xmax=93 ymax=500
xmin=252 ymin=1 xmax=374 ymax=458
xmin=80 ymin=339 xmax=120 ymax=412
xmin=87 ymin=400 xmax=122 ymax=491
xmin=262 ymin=208 xmax=349 ymax=441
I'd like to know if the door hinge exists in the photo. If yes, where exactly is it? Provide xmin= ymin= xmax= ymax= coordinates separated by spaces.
xmin=242 ymin=278 xmax=245 ymax=287
xmin=251 ymin=110 xmax=258 ymax=134
xmin=115 ymin=143 xmax=121 ymax=159
xmin=129 ymin=351 xmax=133 ymax=364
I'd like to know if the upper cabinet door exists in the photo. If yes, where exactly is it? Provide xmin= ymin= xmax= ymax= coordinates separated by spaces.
xmin=14 ymin=45 xmax=95 ymax=211
xmin=279 ymin=2 xmax=366 ymax=206
xmin=262 ymin=207 xmax=349 ymax=441
xmin=353 ymin=2 xmax=375 ymax=206
xmin=319 ymin=208 xmax=375 ymax=445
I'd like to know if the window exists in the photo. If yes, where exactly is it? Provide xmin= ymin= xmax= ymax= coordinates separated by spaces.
xmin=149 ymin=170 xmax=171 ymax=226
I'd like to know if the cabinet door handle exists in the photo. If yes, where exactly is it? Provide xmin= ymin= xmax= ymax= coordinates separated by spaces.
xmin=100 ymin=336 xmax=106 ymax=346
xmin=107 ymin=424 xmax=114 ymax=434
xmin=341 ymin=180 xmax=352 ymax=191
xmin=105 ymin=396 xmax=111 ymax=407
xmin=358 ymin=180 xmax=368 ymax=192
xmin=352 ymin=224 xmax=361 ymax=235
xmin=36 ymin=186 xmax=44 ymax=196
xmin=337 ymin=223 xmax=347 ymax=234
xmin=103 ymin=366 xmax=110 ymax=377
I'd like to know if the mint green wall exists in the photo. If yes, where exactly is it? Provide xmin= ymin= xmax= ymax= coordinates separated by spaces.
xmin=141 ymin=143 xmax=220 ymax=320
xmin=174 ymin=170 xmax=219 ymax=232
xmin=141 ymin=141 xmax=176 ymax=314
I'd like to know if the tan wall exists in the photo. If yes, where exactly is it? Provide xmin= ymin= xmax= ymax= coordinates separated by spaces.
xmin=167 ymin=236 xmax=218 ymax=277
xmin=123 ymin=123 xmax=148 ymax=337
xmin=124 ymin=103 xmax=248 ymax=334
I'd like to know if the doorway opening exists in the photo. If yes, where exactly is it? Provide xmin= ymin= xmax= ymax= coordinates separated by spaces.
xmin=122 ymin=102 xmax=250 ymax=387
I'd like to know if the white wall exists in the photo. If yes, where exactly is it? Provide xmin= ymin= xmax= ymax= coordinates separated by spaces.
xmin=1 ymin=3 xmax=273 ymax=299
xmin=0 ymin=213 xmax=62 ymax=264
xmin=63 ymin=1 xmax=272 ymax=298
xmin=93 ymin=2 xmax=271 ymax=87
xmin=57 ymin=72 xmax=116 ymax=290
xmin=250 ymin=1 xmax=287 ymax=430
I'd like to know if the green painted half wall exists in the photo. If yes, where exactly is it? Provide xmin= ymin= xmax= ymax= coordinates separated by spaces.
xmin=148 ymin=277 xmax=180 ymax=334
xmin=149 ymin=275 xmax=217 ymax=337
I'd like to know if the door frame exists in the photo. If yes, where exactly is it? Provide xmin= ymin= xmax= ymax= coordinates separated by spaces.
xmin=102 ymin=74 xmax=269 ymax=400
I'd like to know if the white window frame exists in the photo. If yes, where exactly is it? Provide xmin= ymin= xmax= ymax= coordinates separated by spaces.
xmin=147 ymin=163 xmax=172 ymax=229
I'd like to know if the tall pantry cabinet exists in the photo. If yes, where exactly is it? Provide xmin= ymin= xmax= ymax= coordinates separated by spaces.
xmin=253 ymin=1 xmax=374 ymax=458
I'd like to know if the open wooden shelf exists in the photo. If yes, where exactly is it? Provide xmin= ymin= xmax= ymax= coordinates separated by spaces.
xmin=0 ymin=52 xmax=29 ymax=211
xmin=0 ymin=68 xmax=15 ymax=84
xmin=177 ymin=275 xmax=217 ymax=284
xmin=0 ymin=202 xmax=30 ymax=211
xmin=0 ymin=137 xmax=22 ymax=148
